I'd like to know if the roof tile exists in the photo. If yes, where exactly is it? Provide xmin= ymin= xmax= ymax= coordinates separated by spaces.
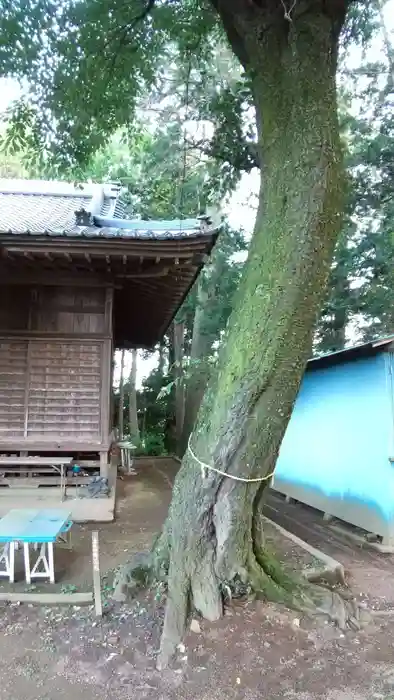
xmin=0 ymin=180 xmax=210 ymax=239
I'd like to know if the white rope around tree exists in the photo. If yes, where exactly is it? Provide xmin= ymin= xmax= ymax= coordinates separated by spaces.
xmin=187 ymin=434 xmax=275 ymax=483
xmin=280 ymin=0 xmax=298 ymax=21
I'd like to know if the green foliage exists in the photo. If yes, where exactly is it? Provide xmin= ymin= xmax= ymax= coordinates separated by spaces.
xmin=315 ymin=4 xmax=394 ymax=351
xmin=137 ymin=431 xmax=166 ymax=456
xmin=137 ymin=365 xmax=174 ymax=453
xmin=0 ymin=0 xmax=219 ymax=169
xmin=0 ymin=0 xmax=257 ymax=200
xmin=77 ymin=122 xmax=209 ymax=218
xmin=341 ymin=0 xmax=380 ymax=49
xmin=0 ymin=0 xmax=392 ymax=357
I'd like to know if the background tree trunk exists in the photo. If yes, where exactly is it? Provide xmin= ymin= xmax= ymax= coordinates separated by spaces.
xmin=180 ymin=230 xmax=243 ymax=455
xmin=118 ymin=348 xmax=125 ymax=439
xmin=157 ymin=2 xmax=347 ymax=669
xmin=180 ymin=278 xmax=211 ymax=454
xmin=173 ymin=320 xmax=185 ymax=455
xmin=158 ymin=340 xmax=166 ymax=377
xmin=128 ymin=349 xmax=139 ymax=442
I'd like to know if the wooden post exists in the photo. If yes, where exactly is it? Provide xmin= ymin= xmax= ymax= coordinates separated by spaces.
xmin=92 ymin=531 xmax=102 ymax=617
xmin=99 ymin=451 xmax=109 ymax=478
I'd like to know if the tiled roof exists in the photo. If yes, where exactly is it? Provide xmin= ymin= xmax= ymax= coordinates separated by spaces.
xmin=0 ymin=179 xmax=122 ymax=234
xmin=0 ymin=179 xmax=212 ymax=239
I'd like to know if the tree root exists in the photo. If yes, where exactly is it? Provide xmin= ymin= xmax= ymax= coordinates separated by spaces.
xmin=113 ymin=545 xmax=372 ymax=670
xmin=112 ymin=534 xmax=170 ymax=603
xmin=302 ymin=568 xmax=372 ymax=631
xmin=310 ymin=586 xmax=370 ymax=631
xmin=156 ymin=559 xmax=189 ymax=671
xmin=247 ymin=548 xmax=372 ymax=633
xmin=112 ymin=551 xmax=154 ymax=602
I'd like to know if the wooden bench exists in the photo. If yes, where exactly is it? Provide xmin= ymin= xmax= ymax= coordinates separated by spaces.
xmin=0 ymin=457 xmax=73 ymax=500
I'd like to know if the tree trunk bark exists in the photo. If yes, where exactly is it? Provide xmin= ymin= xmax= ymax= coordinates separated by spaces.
xmin=180 ymin=231 xmax=239 ymax=455
xmin=155 ymin=2 xmax=348 ymax=668
xmin=118 ymin=349 xmax=125 ymax=439
xmin=128 ymin=349 xmax=139 ymax=442
xmin=180 ymin=278 xmax=212 ymax=455
xmin=173 ymin=320 xmax=185 ymax=455
xmin=315 ymin=234 xmax=351 ymax=353
xmin=158 ymin=340 xmax=166 ymax=377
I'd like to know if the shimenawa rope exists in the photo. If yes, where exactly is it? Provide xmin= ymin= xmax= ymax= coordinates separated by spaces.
xmin=187 ymin=434 xmax=275 ymax=483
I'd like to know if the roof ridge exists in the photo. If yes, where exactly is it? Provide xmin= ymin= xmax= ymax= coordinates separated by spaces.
xmin=0 ymin=179 xmax=122 ymax=199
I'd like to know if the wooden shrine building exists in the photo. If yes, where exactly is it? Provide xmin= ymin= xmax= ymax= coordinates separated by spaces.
xmin=0 ymin=179 xmax=218 ymax=477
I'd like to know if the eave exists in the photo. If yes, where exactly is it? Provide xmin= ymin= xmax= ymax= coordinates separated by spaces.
xmin=0 ymin=228 xmax=219 ymax=348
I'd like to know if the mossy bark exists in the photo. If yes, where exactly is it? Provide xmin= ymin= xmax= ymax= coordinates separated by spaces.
xmin=155 ymin=2 xmax=348 ymax=668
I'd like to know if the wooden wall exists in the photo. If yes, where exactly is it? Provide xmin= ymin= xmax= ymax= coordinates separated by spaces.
xmin=0 ymin=284 xmax=112 ymax=451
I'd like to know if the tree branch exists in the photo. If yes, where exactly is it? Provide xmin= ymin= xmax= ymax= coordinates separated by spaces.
xmin=118 ymin=0 xmax=157 ymax=36
xmin=185 ymin=136 xmax=260 ymax=171
xmin=103 ymin=0 xmax=156 ymax=91
xmin=209 ymin=0 xmax=251 ymax=68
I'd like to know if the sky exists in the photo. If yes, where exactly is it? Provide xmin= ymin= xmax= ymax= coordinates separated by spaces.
xmin=1 ymin=2 xmax=393 ymax=386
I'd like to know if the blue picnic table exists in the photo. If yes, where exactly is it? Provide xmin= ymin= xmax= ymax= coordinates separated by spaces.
xmin=0 ymin=509 xmax=72 ymax=584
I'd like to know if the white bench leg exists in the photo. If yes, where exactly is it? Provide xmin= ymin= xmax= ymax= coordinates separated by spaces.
xmin=48 ymin=542 xmax=55 ymax=584
xmin=9 ymin=542 xmax=14 ymax=583
xmin=30 ymin=542 xmax=55 ymax=583
xmin=0 ymin=543 xmax=10 ymax=579
xmin=24 ymin=543 xmax=31 ymax=584
xmin=0 ymin=542 xmax=15 ymax=583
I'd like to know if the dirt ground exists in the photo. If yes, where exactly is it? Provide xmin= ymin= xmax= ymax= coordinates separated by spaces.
xmin=1 ymin=458 xmax=394 ymax=700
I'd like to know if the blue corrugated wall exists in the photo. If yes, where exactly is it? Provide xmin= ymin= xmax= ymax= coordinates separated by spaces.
xmin=274 ymin=353 xmax=394 ymax=532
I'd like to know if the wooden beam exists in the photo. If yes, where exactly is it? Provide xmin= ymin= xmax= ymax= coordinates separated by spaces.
xmin=0 ymin=331 xmax=111 ymax=340
xmin=0 ymin=440 xmax=110 ymax=452
xmin=0 ymin=264 xmax=178 ymax=284
xmin=92 ymin=531 xmax=103 ymax=617
xmin=104 ymin=287 xmax=113 ymax=335
xmin=101 ymin=339 xmax=112 ymax=444
xmin=0 ymin=592 xmax=93 ymax=605
xmin=0 ymin=273 xmax=119 ymax=287
xmin=119 ymin=266 xmax=170 ymax=279
xmin=3 ymin=238 xmax=209 ymax=258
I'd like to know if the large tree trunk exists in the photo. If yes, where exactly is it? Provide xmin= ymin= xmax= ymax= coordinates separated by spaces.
xmin=154 ymin=1 xmax=348 ymax=668
xmin=128 ymin=349 xmax=139 ymax=442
